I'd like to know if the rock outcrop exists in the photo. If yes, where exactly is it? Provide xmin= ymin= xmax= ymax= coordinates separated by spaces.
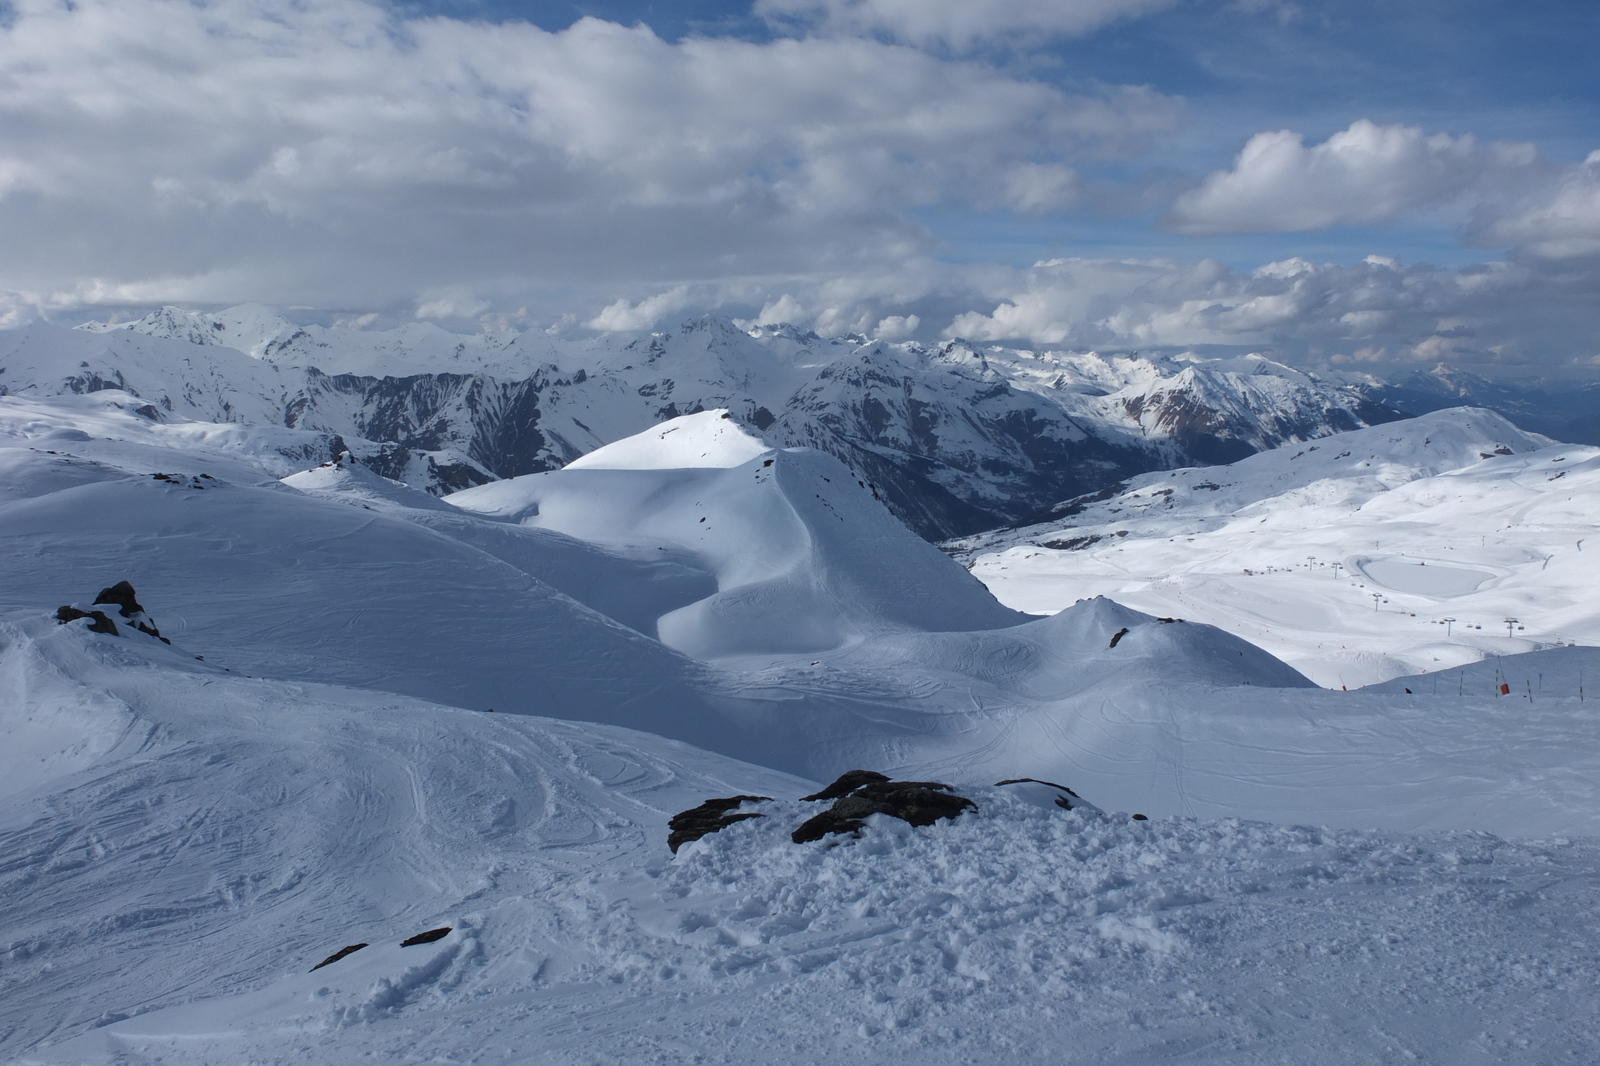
xmin=667 ymin=796 xmax=771 ymax=853
xmin=792 ymin=775 xmax=976 ymax=843
xmin=56 ymin=581 xmax=169 ymax=643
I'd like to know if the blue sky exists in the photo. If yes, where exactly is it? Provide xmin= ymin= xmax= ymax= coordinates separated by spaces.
xmin=0 ymin=0 xmax=1596 ymax=372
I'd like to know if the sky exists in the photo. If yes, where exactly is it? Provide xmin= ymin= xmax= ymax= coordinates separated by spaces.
xmin=0 ymin=0 xmax=1597 ymax=373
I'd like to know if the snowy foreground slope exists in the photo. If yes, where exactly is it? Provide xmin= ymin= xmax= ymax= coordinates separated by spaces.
xmin=956 ymin=408 xmax=1600 ymax=687
xmin=4 ymin=622 xmax=1600 ymax=1066
xmin=6 ymin=397 xmax=1600 ymax=1062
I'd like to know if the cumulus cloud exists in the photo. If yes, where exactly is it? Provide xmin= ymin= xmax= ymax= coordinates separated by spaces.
xmin=873 ymin=313 xmax=921 ymax=339
xmin=944 ymin=253 xmax=1600 ymax=368
xmin=586 ymin=286 xmax=695 ymax=331
xmin=1166 ymin=120 xmax=1539 ymax=234
xmin=0 ymin=0 xmax=1178 ymax=314
xmin=757 ymin=0 xmax=1180 ymax=50
xmin=1470 ymin=151 xmax=1600 ymax=260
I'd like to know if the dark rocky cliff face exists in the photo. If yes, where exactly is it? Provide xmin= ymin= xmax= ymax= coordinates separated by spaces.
xmin=286 ymin=369 xmax=570 ymax=482
xmin=269 ymin=348 xmax=1407 ymax=540
xmin=13 ymin=315 xmax=1413 ymax=540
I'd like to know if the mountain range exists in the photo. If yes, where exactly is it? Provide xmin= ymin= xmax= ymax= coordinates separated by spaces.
xmin=0 ymin=304 xmax=1435 ymax=538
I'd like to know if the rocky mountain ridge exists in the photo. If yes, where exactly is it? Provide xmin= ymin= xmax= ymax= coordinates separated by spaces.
xmin=4 ymin=306 xmax=1411 ymax=537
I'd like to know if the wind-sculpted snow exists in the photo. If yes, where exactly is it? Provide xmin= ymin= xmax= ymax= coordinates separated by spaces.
xmin=958 ymin=407 xmax=1600 ymax=686
xmin=4 ymin=623 xmax=1600 ymax=1065
xmin=449 ymin=412 xmax=1028 ymax=658
xmin=564 ymin=409 xmax=774 ymax=470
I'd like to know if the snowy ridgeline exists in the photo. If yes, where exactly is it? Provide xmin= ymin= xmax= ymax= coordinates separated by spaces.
xmin=4 ymin=398 xmax=1600 ymax=1062
xmin=2 ymin=305 xmax=1408 ymax=538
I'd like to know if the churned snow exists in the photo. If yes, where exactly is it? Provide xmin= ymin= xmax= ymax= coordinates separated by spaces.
xmin=5 ymin=621 xmax=1600 ymax=1066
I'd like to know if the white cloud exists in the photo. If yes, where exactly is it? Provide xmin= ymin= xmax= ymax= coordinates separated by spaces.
xmin=416 ymin=290 xmax=491 ymax=321
xmin=873 ymin=313 xmax=920 ymax=339
xmin=1470 ymin=151 xmax=1600 ymax=260
xmin=753 ymin=294 xmax=808 ymax=327
xmin=0 ymin=0 xmax=1178 ymax=313
xmin=586 ymin=286 xmax=695 ymax=332
xmin=757 ymin=0 xmax=1180 ymax=50
xmin=943 ymin=253 xmax=1600 ymax=368
xmin=1166 ymin=120 xmax=1538 ymax=235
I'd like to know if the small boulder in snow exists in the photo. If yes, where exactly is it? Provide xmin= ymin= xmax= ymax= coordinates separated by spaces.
xmin=310 ymin=943 xmax=368 ymax=972
xmin=993 ymin=778 xmax=1092 ymax=812
xmin=54 ymin=605 xmax=120 ymax=634
xmin=667 ymin=796 xmax=771 ymax=853
xmin=800 ymin=769 xmax=889 ymax=802
xmin=792 ymin=775 xmax=975 ymax=843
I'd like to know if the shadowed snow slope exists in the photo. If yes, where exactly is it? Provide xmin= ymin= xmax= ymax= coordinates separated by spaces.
xmin=3 ymin=621 xmax=1599 ymax=1066
xmin=958 ymin=408 xmax=1600 ymax=686
xmin=447 ymin=413 xmax=1028 ymax=659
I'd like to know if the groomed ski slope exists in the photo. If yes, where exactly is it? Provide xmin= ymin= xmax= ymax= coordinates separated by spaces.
xmin=4 ymin=621 xmax=1599 ymax=1066
xmin=957 ymin=408 xmax=1600 ymax=687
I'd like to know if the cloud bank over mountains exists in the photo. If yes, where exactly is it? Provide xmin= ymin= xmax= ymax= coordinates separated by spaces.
xmin=0 ymin=0 xmax=1596 ymax=371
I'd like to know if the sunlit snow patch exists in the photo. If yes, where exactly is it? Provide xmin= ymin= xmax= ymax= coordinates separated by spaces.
xmin=563 ymin=409 xmax=772 ymax=470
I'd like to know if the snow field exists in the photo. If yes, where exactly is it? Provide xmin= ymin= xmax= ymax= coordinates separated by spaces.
xmin=10 ymin=628 xmax=1599 ymax=1066
xmin=961 ymin=409 xmax=1600 ymax=686
xmin=5 ymin=398 xmax=1600 ymax=1062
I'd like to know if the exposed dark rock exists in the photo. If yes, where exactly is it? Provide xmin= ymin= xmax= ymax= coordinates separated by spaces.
xmin=994 ymin=777 xmax=1082 ymax=810
xmin=400 ymin=927 xmax=452 ymax=947
xmin=792 ymin=779 xmax=974 ymax=843
xmin=89 ymin=581 xmax=168 ymax=642
xmin=667 ymin=796 xmax=771 ymax=853
xmin=801 ymin=769 xmax=889 ymax=802
xmin=55 ymin=606 xmax=118 ymax=634
xmin=1039 ymin=534 xmax=1103 ymax=551
xmin=94 ymin=580 xmax=144 ymax=617
xmin=995 ymin=777 xmax=1080 ymax=798
xmin=1108 ymin=627 xmax=1129 ymax=648
xmin=310 ymin=943 xmax=368 ymax=972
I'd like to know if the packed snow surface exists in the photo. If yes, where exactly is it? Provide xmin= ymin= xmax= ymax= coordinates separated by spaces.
xmin=5 ymin=622 xmax=1600 ymax=1066
xmin=6 ymin=395 xmax=1600 ymax=1063
xmin=956 ymin=408 xmax=1600 ymax=687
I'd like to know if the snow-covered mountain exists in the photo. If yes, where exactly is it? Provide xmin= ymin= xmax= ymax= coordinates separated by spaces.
xmin=1348 ymin=362 xmax=1600 ymax=445
xmin=954 ymin=407 xmax=1600 ymax=687
xmin=7 ymin=391 xmax=1600 ymax=1063
xmin=12 ymin=306 xmax=1410 ymax=537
